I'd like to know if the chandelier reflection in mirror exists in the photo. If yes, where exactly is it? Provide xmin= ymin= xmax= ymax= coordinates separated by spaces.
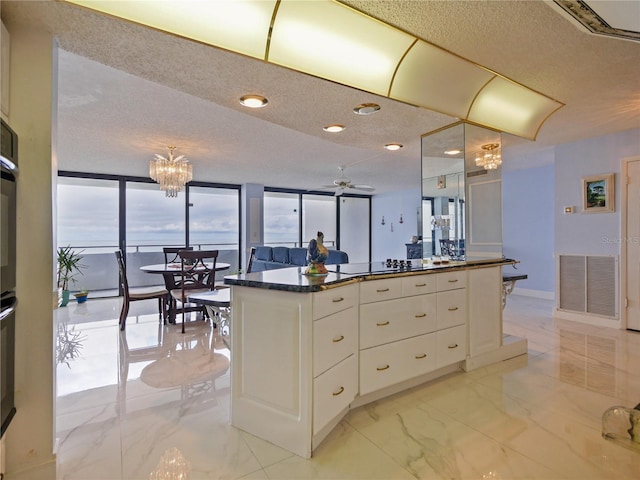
xmin=475 ymin=143 xmax=502 ymax=170
xmin=149 ymin=146 xmax=193 ymax=197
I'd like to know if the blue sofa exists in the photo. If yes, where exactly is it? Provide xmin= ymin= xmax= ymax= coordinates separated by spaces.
xmin=250 ymin=246 xmax=349 ymax=272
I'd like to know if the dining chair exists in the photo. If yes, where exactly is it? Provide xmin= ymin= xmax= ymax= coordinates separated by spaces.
xmin=170 ymin=249 xmax=219 ymax=333
xmin=163 ymin=246 xmax=193 ymax=264
xmin=191 ymin=247 xmax=253 ymax=346
xmin=246 ymin=247 xmax=256 ymax=274
xmin=163 ymin=246 xmax=194 ymax=317
xmin=114 ymin=250 xmax=169 ymax=331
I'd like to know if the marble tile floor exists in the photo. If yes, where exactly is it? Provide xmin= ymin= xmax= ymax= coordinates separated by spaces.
xmin=44 ymin=294 xmax=640 ymax=479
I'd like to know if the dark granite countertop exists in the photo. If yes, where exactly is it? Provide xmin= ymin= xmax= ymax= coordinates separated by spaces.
xmin=224 ymin=258 xmax=517 ymax=293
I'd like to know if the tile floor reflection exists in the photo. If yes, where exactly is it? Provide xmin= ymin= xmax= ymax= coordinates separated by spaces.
xmin=52 ymin=295 xmax=640 ymax=479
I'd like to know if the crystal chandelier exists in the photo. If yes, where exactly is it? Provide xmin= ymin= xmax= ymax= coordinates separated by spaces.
xmin=475 ymin=143 xmax=502 ymax=170
xmin=149 ymin=146 xmax=193 ymax=197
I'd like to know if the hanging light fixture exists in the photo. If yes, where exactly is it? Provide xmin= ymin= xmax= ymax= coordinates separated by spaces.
xmin=149 ymin=146 xmax=193 ymax=197
xmin=475 ymin=143 xmax=502 ymax=170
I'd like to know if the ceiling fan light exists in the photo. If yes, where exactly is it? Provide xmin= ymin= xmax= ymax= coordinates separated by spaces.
xmin=323 ymin=124 xmax=345 ymax=133
xmin=239 ymin=94 xmax=268 ymax=108
xmin=384 ymin=143 xmax=403 ymax=151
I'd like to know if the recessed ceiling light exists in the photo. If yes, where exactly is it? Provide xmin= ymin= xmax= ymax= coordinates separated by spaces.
xmin=323 ymin=124 xmax=345 ymax=133
xmin=353 ymin=103 xmax=381 ymax=115
xmin=444 ymin=149 xmax=462 ymax=155
xmin=384 ymin=143 xmax=403 ymax=151
xmin=239 ymin=94 xmax=268 ymax=108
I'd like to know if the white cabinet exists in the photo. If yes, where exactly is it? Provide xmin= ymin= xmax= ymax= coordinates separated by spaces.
xmin=436 ymin=289 xmax=467 ymax=330
xmin=359 ymin=278 xmax=402 ymax=303
xmin=359 ymin=293 xmax=437 ymax=349
xmin=358 ymin=270 xmax=468 ymax=396
xmin=313 ymin=307 xmax=357 ymax=377
xmin=313 ymin=354 xmax=357 ymax=434
xmin=437 ymin=325 xmax=467 ymax=367
xmin=360 ymin=332 xmax=437 ymax=394
xmin=231 ymin=283 xmax=359 ymax=459
xmin=468 ymin=266 xmax=502 ymax=356
xmin=230 ymin=264 xmax=512 ymax=459
xmin=313 ymin=283 xmax=358 ymax=319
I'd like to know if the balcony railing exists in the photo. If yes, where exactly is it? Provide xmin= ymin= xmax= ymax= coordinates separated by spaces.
xmin=60 ymin=243 xmax=239 ymax=298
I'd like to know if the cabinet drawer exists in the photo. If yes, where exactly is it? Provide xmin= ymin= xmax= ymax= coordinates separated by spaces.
xmin=436 ymin=289 xmax=467 ymax=330
xmin=313 ymin=354 xmax=357 ymax=435
xmin=401 ymin=275 xmax=437 ymax=297
xmin=437 ymin=325 xmax=467 ymax=368
xmin=359 ymin=332 xmax=437 ymax=395
xmin=359 ymin=278 xmax=402 ymax=304
xmin=359 ymin=294 xmax=437 ymax=349
xmin=359 ymin=341 xmax=404 ymax=395
xmin=313 ymin=283 xmax=358 ymax=320
xmin=437 ymin=270 xmax=467 ymax=291
xmin=402 ymin=332 xmax=438 ymax=380
xmin=313 ymin=308 xmax=358 ymax=377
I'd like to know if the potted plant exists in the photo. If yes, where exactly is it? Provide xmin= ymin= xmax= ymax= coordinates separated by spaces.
xmin=57 ymin=246 xmax=87 ymax=307
xmin=73 ymin=289 xmax=90 ymax=304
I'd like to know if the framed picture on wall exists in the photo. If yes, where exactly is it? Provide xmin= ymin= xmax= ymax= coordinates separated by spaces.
xmin=582 ymin=173 xmax=614 ymax=213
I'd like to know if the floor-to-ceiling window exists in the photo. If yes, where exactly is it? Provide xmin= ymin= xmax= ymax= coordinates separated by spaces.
xmin=264 ymin=189 xmax=370 ymax=259
xmin=57 ymin=172 xmax=241 ymax=296
xmin=302 ymin=194 xmax=336 ymax=247
xmin=57 ymin=176 xmax=120 ymax=293
xmin=339 ymin=196 xmax=370 ymax=262
xmin=58 ymin=173 xmax=369 ymax=297
xmin=263 ymin=191 xmax=300 ymax=247
xmin=188 ymin=185 xmax=240 ymax=277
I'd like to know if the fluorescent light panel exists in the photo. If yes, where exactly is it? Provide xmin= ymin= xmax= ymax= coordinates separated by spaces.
xmin=65 ymin=0 xmax=563 ymax=140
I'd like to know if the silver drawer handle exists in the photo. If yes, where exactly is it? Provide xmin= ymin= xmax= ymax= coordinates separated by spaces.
xmin=332 ymin=335 xmax=344 ymax=343
xmin=415 ymin=283 xmax=427 ymax=287
xmin=448 ymin=343 xmax=459 ymax=349
xmin=376 ymin=365 xmax=390 ymax=371
xmin=415 ymin=353 xmax=427 ymax=359
xmin=376 ymin=321 xmax=390 ymax=326
xmin=332 ymin=386 xmax=345 ymax=396
xmin=376 ymin=288 xmax=390 ymax=292
xmin=448 ymin=307 xmax=459 ymax=311
xmin=415 ymin=313 xmax=427 ymax=318
xmin=332 ymin=297 xmax=344 ymax=303
xmin=448 ymin=279 xmax=459 ymax=283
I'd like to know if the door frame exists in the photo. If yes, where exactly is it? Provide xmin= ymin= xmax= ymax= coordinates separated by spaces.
xmin=621 ymin=155 xmax=640 ymax=330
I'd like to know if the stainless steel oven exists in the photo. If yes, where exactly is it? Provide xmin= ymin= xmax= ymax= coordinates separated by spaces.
xmin=1 ymin=295 xmax=16 ymax=437
xmin=1 ymin=117 xmax=18 ymax=437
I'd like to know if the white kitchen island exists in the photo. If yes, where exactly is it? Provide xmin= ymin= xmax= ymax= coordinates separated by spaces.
xmin=224 ymin=258 xmax=527 ymax=458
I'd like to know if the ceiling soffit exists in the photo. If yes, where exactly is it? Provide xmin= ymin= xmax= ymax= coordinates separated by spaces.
xmin=552 ymin=0 xmax=640 ymax=42
xmin=64 ymin=0 xmax=564 ymax=141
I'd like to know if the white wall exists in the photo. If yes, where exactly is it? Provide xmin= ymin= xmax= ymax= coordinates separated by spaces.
xmin=372 ymin=188 xmax=421 ymax=261
xmin=4 ymin=22 xmax=56 ymax=478
xmin=555 ymin=129 xmax=638 ymax=256
xmin=502 ymin=128 xmax=640 ymax=304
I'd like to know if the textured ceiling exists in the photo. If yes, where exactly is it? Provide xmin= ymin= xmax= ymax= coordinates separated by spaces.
xmin=2 ymin=0 xmax=639 ymax=194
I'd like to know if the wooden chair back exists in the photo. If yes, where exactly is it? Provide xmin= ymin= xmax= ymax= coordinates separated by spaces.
xmin=246 ymin=247 xmax=257 ymax=274
xmin=177 ymin=249 xmax=219 ymax=299
xmin=115 ymin=250 xmax=130 ymax=300
xmin=163 ymin=246 xmax=193 ymax=264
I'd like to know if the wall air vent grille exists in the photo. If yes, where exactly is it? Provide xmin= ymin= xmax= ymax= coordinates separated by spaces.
xmin=558 ymin=255 xmax=617 ymax=318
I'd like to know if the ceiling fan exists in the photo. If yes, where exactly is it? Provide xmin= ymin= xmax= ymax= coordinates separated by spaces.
xmin=319 ymin=166 xmax=375 ymax=196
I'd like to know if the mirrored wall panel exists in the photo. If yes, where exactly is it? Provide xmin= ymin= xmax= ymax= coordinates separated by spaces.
xmin=421 ymin=122 xmax=503 ymax=261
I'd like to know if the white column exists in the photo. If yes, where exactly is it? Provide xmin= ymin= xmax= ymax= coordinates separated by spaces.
xmin=4 ymin=22 xmax=56 ymax=477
